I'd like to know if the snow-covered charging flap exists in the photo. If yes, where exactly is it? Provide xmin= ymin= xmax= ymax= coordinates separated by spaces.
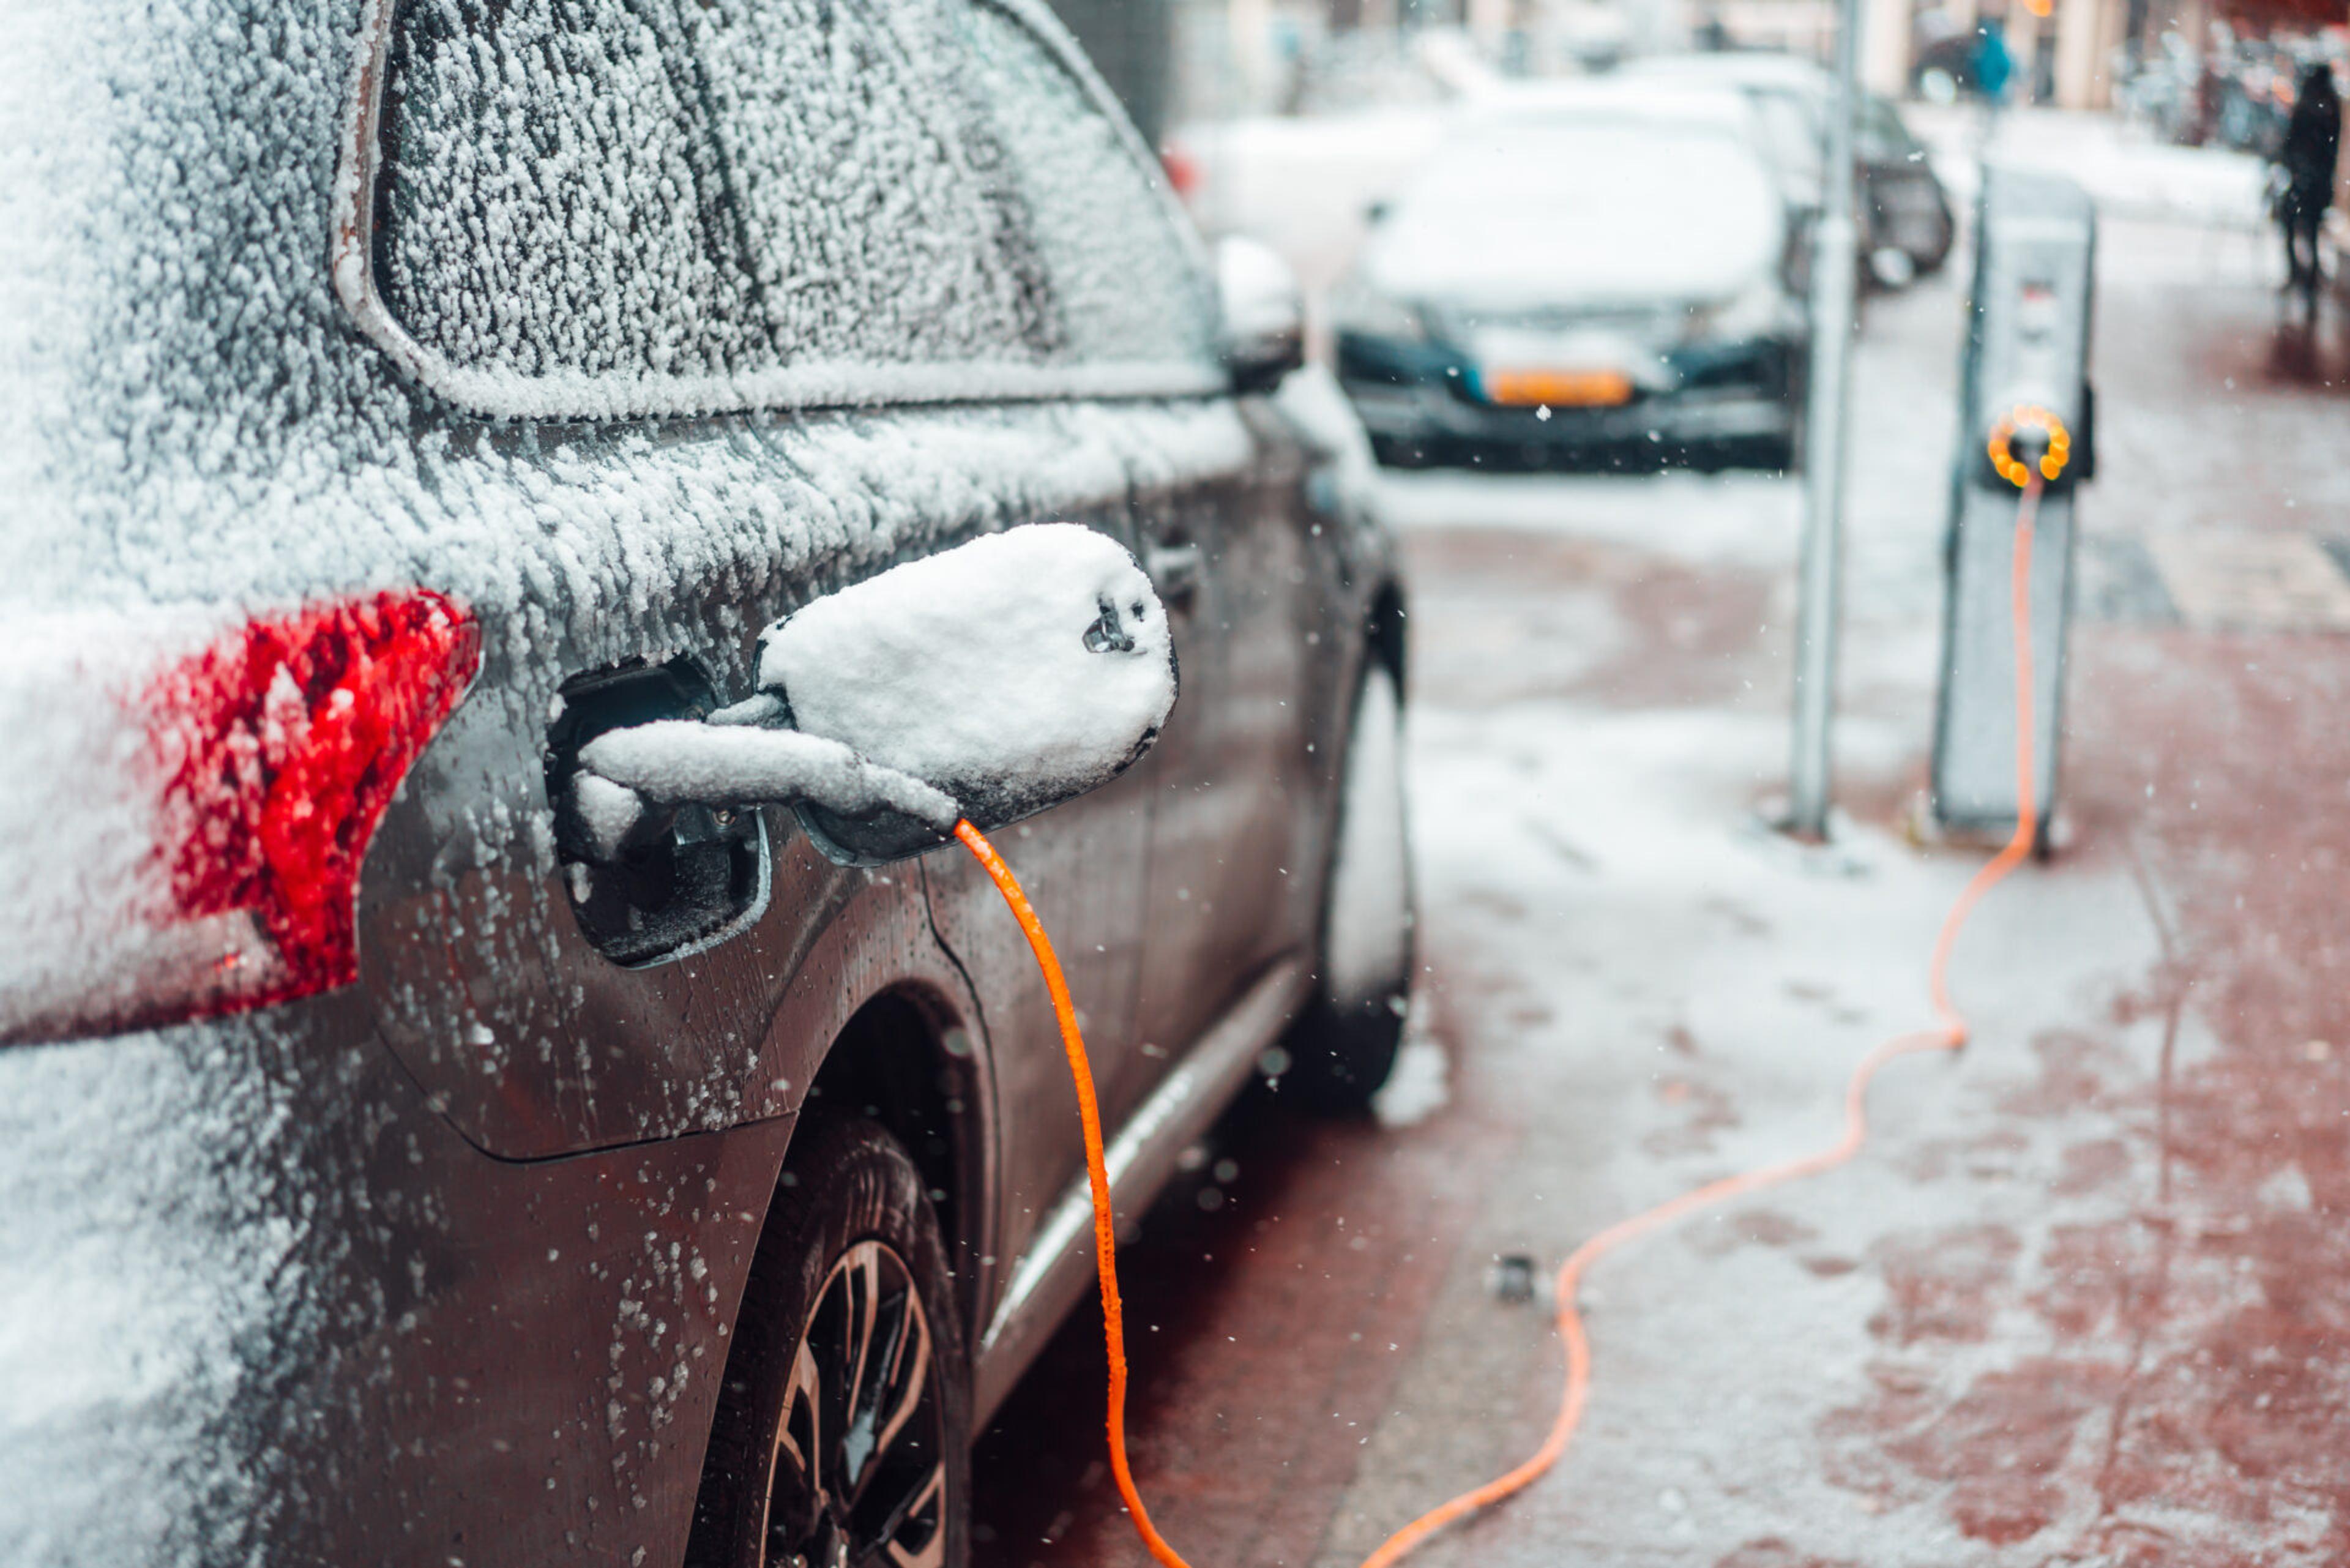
xmin=575 ymin=525 xmax=1177 ymax=865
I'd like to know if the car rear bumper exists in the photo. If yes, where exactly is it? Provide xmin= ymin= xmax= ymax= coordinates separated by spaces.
xmin=1343 ymin=379 xmax=1799 ymax=447
xmin=0 ymin=997 xmax=795 ymax=1567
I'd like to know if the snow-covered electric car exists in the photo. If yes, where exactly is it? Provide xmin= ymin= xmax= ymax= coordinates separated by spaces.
xmin=0 ymin=3 xmax=1411 ymax=1565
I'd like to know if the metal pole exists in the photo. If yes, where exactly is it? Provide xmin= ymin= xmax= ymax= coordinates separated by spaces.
xmin=1785 ymin=0 xmax=1864 ymax=840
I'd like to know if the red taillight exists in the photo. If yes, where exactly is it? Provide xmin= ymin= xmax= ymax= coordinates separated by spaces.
xmin=145 ymin=589 xmax=480 ymax=1023
xmin=1161 ymin=144 xmax=1200 ymax=203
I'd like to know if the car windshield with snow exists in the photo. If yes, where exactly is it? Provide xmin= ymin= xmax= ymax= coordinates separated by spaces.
xmin=0 ymin=2 xmax=1411 ymax=1564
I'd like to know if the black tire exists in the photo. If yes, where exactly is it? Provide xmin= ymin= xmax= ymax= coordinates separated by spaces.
xmin=1281 ymin=661 xmax=1415 ymax=1113
xmin=687 ymin=1115 xmax=969 ymax=1568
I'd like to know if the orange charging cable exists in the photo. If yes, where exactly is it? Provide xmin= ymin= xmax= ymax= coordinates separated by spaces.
xmin=1365 ymin=475 xmax=2045 ymax=1568
xmin=957 ymin=471 xmax=2045 ymax=1568
xmin=955 ymin=818 xmax=1192 ymax=1568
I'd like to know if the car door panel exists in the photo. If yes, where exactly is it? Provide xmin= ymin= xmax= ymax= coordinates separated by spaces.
xmin=1128 ymin=404 xmax=1330 ymax=1091
xmin=917 ymin=398 xmax=1270 ymax=1307
xmin=348 ymin=0 xmax=1196 ymax=1165
xmin=361 ymin=405 xmax=1154 ymax=1161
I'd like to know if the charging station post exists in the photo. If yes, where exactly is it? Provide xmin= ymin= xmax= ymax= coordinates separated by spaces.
xmin=1931 ymin=166 xmax=2097 ymax=849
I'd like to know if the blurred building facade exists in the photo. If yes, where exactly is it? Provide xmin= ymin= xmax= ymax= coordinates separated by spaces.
xmin=1069 ymin=0 xmax=2347 ymax=135
xmin=1858 ymin=0 xmax=2344 ymax=110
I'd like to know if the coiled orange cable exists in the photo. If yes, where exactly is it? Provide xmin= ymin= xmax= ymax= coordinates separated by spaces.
xmin=1365 ymin=477 xmax=2043 ymax=1567
xmin=958 ymin=476 xmax=2043 ymax=1568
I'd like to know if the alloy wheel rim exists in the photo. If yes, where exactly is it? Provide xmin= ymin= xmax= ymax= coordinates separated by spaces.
xmin=760 ymin=1239 xmax=947 ymax=1568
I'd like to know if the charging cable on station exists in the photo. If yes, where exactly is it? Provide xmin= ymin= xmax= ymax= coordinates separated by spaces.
xmin=964 ymin=419 xmax=2065 ymax=1568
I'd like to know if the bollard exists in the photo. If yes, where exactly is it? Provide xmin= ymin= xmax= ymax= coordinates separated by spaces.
xmin=1931 ymin=166 xmax=2096 ymax=853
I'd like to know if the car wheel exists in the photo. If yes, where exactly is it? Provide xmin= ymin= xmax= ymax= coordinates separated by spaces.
xmin=688 ymin=1114 xmax=968 ymax=1568
xmin=1281 ymin=660 xmax=1414 ymax=1112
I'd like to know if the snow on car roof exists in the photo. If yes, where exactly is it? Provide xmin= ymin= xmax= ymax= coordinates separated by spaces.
xmin=1624 ymin=52 xmax=1838 ymax=99
xmin=1468 ymin=77 xmax=1766 ymax=133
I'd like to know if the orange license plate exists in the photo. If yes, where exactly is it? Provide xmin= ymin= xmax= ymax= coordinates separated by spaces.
xmin=1484 ymin=368 xmax=1633 ymax=408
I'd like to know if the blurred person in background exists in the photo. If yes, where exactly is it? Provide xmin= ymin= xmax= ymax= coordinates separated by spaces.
xmin=2278 ymin=61 xmax=2341 ymax=314
xmin=1974 ymin=13 xmax=2015 ymax=110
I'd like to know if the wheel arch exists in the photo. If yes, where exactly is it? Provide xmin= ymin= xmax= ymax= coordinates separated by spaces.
xmin=798 ymin=982 xmax=994 ymax=1339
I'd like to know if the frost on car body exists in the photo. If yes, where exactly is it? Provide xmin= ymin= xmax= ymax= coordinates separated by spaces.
xmin=0 ymin=0 xmax=1398 ymax=1562
xmin=758 ymin=525 xmax=1179 ymax=823
xmin=575 ymin=524 xmax=1179 ymax=865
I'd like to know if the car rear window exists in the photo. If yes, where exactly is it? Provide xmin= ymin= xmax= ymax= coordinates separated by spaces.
xmin=954 ymin=3 xmax=1217 ymax=371
xmin=366 ymin=0 xmax=1217 ymax=419
xmin=376 ymin=0 xmax=762 ymax=387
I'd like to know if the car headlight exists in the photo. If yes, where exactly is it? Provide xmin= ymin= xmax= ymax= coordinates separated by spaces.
xmin=1328 ymin=278 xmax=1427 ymax=343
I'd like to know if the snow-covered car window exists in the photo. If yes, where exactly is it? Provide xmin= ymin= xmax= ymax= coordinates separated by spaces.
xmin=376 ymin=0 xmax=760 ymax=387
xmin=695 ymin=0 xmax=1059 ymax=370
xmin=955 ymin=3 xmax=1218 ymax=371
xmin=362 ymin=0 xmax=1220 ymax=419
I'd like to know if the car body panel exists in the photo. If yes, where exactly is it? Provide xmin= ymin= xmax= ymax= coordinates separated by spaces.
xmin=0 ymin=978 xmax=794 ymax=1568
xmin=0 ymin=1 xmax=1401 ymax=1561
xmin=1129 ymin=409 xmax=1321 ymax=1080
xmin=354 ymin=403 xmax=1197 ymax=1163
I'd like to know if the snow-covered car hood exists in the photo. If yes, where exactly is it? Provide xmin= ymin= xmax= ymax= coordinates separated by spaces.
xmin=1363 ymin=225 xmax=1774 ymax=311
xmin=1359 ymin=120 xmax=1785 ymax=315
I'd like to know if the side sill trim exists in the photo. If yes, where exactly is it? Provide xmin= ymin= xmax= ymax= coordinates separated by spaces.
xmin=969 ymin=956 xmax=1308 ymax=1427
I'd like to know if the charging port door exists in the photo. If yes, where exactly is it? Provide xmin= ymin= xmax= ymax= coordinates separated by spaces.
xmin=545 ymin=658 xmax=770 ymax=966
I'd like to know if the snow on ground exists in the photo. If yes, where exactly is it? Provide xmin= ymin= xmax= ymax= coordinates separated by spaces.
xmin=1372 ymin=1023 xmax=1452 ymax=1130
xmin=1912 ymin=102 xmax=2269 ymax=230
xmin=1307 ymin=250 xmax=2174 ymax=1568
xmin=1338 ymin=685 xmax=2169 ymax=1563
xmin=1378 ymin=469 xmax=1800 ymax=569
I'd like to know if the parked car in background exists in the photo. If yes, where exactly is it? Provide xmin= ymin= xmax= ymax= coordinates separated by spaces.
xmin=1625 ymin=52 xmax=1958 ymax=280
xmin=1281 ymin=23 xmax=1504 ymax=116
xmin=0 ymin=2 xmax=1414 ymax=1565
xmin=1332 ymin=83 xmax=1807 ymax=472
